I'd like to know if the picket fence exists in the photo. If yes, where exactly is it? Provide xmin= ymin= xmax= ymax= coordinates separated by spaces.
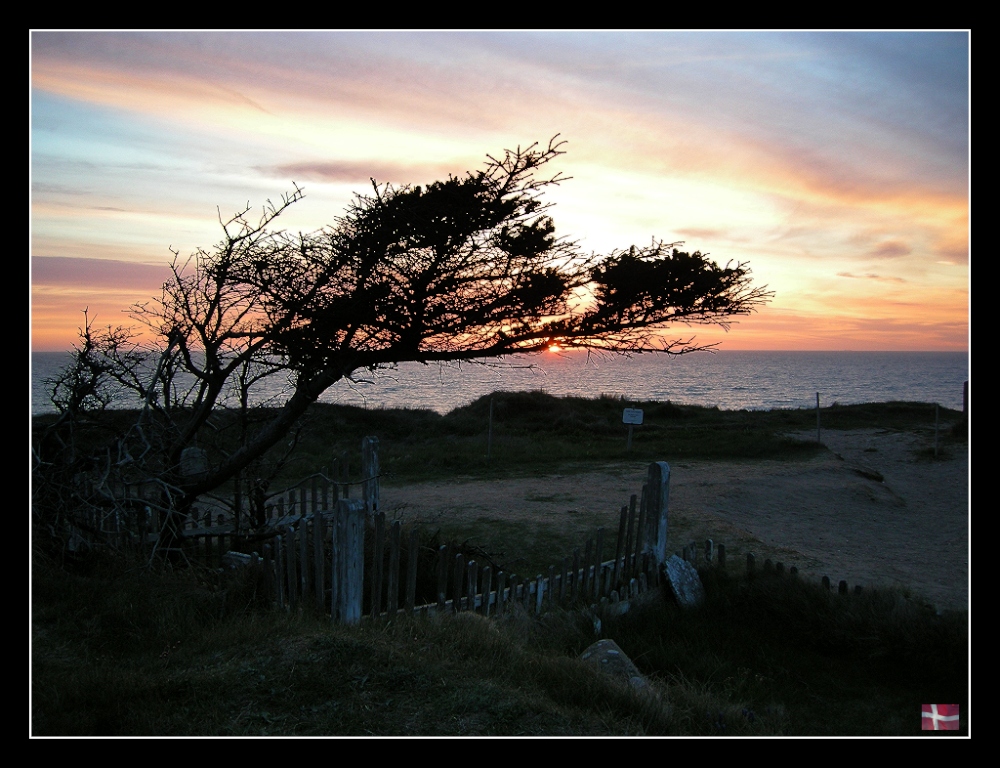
xmin=205 ymin=460 xmax=671 ymax=623
xmin=75 ymin=434 xmax=867 ymax=618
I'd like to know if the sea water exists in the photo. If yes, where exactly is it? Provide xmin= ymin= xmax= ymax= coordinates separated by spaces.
xmin=30 ymin=349 xmax=970 ymax=416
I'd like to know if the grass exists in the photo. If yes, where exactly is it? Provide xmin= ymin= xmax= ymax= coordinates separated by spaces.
xmin=31 ymin=549 xmax=967 ymax=736
xmin=31 ymin=391 xmax=965 ymax=488
xmin=141 ymin=391 xmax=961 ymax=487
xmin=31 ymin=393 xmax=969 ymax=736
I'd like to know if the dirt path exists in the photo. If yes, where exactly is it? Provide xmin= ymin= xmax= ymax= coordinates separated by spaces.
xmin=380 ymin=428 xmax=969 ymax=611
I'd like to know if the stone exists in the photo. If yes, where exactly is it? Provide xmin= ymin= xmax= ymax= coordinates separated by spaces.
xmin=663 ymin=554 xmax=705 ymax=608
xmin=580 ymin=639 xmax=648 ymax=690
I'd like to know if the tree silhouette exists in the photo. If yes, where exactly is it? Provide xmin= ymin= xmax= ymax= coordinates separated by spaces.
xmin=35 ymin=137 xmax=771 ymax=545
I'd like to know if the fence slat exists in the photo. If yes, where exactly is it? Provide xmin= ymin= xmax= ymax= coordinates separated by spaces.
xmin=299 ymin=517 xmax=309 ymax=599
xmin=452 ymin=554 xmax=465 ymax=612
xmin=466 ymin=560 xmax=478 ymax=613
xmin=593 ymin=528 xmax=605 ymax=600
xmin=285 ymin=525 xmax=298 ymax=609
xmin=313 ymin=514 xmax=326 ymax=612
xmin=436 ymin=545 xmax=449 ymax=610
xmin=370 ymin=513 xmax=385 ymax=619
xmin=387 ymin=520 xmax=401 ymax=615
xmin=405 ymin=526 xmax=419 ymax=614
xmin=331 ymin=499 xmax=366 ymax=624
xmin=481 ymin=565 xmax=493 ymax=616
xmin=633 ymin=488 xmax=647 ymax=580
xmin=613 ymin=506 xmax=627 ymax=593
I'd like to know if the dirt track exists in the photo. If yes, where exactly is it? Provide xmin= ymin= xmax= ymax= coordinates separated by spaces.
xmin=380 ymin=428 xmax=969 ymax=611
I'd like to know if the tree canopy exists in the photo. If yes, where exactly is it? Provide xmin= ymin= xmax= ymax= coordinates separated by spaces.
xmin=36 ymin=137 xmax=771 ymax=540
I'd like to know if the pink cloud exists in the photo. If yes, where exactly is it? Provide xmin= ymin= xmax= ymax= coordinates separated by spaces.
xmin=32 ymin=256 xmax=168 ymax=291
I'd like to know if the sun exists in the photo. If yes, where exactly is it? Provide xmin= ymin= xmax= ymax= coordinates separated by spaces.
xmin=547 ymin=343 xmax=562 ymax=353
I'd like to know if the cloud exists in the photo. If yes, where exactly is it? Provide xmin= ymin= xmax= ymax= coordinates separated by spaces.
xmin=867 ymin=240 xmax=912 ymax=259
xmin=836 ymin=271 xmax=907 ymax=283
xmin=31 ymin=256 xmax=168 ymax=291
xmin=265 ymin=160 xmax=464 ymax=185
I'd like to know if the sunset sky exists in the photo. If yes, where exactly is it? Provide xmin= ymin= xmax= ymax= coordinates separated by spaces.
xmin=30 ymin=31 xmax=969 ymax=353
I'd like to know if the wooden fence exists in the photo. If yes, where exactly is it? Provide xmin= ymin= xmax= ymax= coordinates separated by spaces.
xmin=73 ymin=443 xmax=868 ymax=618
xmin=226 ymin=461 xmax=672 ymax=623
xmin=674 ymin=538 xmax=867 ymax=597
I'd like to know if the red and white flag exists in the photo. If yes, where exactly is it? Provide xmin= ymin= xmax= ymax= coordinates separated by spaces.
xmin=921 ymin=704 xmax=959 ymax=731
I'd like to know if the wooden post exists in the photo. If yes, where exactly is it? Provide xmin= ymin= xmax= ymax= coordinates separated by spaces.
xmin=644 ymin=462 xmax=670 ymax=565
xmin=362 ymin=436 xmax=380 ymax=515
xmin=330 ymin=499 xmax=366 ymax=624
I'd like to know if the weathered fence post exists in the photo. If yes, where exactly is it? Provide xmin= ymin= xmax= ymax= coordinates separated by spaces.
xmin=362 ymin=436 xmax=380 ymax=515
xmin=644 ymin=462 xmax=670 ymax=565
xmin=331 ymin=499 xmax=366 ymax=624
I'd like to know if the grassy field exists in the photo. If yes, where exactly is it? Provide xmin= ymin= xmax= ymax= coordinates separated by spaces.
xmin=174 ymin=391 xmax=965 ymax=486
xmin=31 ymin=394 xmax=969 ymax=736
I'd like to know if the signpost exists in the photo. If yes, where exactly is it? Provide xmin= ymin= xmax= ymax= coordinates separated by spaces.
xmin=622 ymin=408 xmax=643 ymax=451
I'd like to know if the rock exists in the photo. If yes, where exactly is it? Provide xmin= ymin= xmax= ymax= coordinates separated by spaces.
xmin=663 ymin=554 xmax=705 ymax=607
xmin=580 ymin=639 xmax=648 ymax=690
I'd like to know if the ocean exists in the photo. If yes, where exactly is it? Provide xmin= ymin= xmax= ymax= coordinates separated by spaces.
xmin=30 ymin=349 xmax=970 ymax=416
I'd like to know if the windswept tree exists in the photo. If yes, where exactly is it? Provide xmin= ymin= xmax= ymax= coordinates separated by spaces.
xmin=34 ymin=137 xmax=771 ymax=546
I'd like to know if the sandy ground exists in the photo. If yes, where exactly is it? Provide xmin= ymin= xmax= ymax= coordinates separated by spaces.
xmin=380 ymin=428 xmax=969 ymax=612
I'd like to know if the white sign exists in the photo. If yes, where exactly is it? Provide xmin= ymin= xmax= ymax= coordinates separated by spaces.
xmin=622 ymin=408 xmax=644 ymax=425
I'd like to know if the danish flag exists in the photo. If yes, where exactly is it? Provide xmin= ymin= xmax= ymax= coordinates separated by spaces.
xmin=921 ymin=704 xmax=959 ymax=731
